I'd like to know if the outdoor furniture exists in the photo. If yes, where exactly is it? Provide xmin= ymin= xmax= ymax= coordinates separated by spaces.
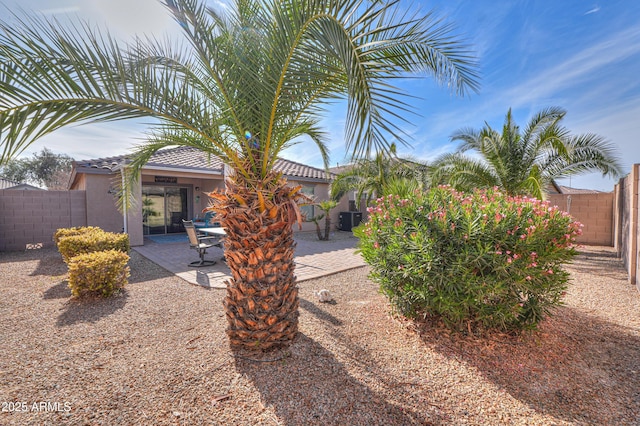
xmin=182 ymin=220 xmax=221 ymax=267
xmin=198 ymin=226 xmax=226 ymax=236
xmin=193 ymin=211 xmax=219 ymax=228
xmin=199 ymin=226 xmax=227 ymax=263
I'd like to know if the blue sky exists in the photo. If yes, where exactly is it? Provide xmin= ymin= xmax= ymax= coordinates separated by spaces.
xmin=4 ymin=0 xmax=640 ymax=191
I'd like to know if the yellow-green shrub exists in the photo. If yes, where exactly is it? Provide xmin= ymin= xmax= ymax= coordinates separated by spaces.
xmin=53 ymin=226 xmax=102 ymax=247
xmin=58 ymin=231 xmax=130 ymax=263
xmin=67 ymin=250 xmax=130 ymax=297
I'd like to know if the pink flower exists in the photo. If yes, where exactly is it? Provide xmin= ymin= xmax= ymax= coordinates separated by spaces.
xmin=525 ymin=276 xmax=532 ymax=281
xmin=547 ymin=269 xmax=553 ymax=275
xmin=373 ymin=242 xmax=380 ymax=249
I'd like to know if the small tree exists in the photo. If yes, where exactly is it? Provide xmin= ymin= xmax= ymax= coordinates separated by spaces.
xmin=0 ymin=148 xmax=73 ymax=189
xmin=310 ymin=200 xmax=338 ymax=241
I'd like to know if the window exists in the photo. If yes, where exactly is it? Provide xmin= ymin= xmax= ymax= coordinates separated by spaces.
xmin=299 ymin=184 xmax=315 ymax=220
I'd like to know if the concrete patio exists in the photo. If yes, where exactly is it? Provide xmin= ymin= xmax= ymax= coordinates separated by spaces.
xmin=133 ymin=231 xmax=367 ymax=289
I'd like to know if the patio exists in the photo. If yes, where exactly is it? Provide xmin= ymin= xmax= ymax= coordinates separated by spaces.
xmin=133 ymin=230 xmax=367 ymax=288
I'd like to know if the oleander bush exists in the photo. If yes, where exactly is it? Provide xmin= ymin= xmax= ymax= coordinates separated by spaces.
xmin=53 ymin=226 xmax=102 ymax=247
xmin=57 ymin=229 xmax=130 ymax=263
xmin=354 ymin=186 xmax=582 ymax=333
xmin=67 ymin=249 xmax=130 ymax=297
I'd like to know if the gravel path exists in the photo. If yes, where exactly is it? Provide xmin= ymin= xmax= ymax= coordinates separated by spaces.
xmin=0 ymin=245 xmax=638 ymax=425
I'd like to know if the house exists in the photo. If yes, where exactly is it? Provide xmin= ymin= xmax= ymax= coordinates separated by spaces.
xmin=0 ymin=177 xmax=43 ymax=190
xmin=69 ymin=146 xmax=335 ymax=246
xmin=547 ymin=181 xmax=605 ymax=195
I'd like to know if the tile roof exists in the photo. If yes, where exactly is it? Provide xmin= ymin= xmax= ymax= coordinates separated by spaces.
xmin=549 ymin=184 xmax=605 ymax=194
xmin=0 ymin=177 xmax=21 ymax=189
xmin=274 ymin=158 xmax=334 ymax=180
xmin=0 ymin=178 xmax=42 ymax=190
xmin=328 ymin=164 xmax=353 ymax=175
xmin=74 ymin=146 xmax=333 ymax=181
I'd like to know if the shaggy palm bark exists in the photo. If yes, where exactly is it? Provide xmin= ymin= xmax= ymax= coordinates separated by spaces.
xmin=207 ymin=172 xmax=307 ymax=350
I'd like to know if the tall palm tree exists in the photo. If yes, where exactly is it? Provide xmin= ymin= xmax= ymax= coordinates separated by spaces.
xmin=432 ymin=107 xmax=622 ymax=199
xmin=0 ymin=0 xmax=479 ymax=350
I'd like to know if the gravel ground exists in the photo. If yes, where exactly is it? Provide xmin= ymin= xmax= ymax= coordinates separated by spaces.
xmin=0 ymin=245 xmax=639 ymax=425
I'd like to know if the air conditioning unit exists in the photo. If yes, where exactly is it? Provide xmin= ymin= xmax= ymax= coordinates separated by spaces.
xmin=338 ymin=211 xmax=362 ymax=231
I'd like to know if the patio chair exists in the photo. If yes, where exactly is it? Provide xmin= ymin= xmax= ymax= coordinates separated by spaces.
xmin=183 ymin=220 xmax=221 ymax=267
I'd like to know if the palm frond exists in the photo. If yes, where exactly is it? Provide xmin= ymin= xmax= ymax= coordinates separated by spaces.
xmin=1 ymin=0 xmax=480 ymax=192
xmin=438 ymin=106 xmax=622 ymax=198
xmin=431 ymin=152 xmax=500 ymax=192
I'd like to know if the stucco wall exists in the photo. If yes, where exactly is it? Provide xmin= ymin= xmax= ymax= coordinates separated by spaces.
xmin=287 ymin=180 xmax=331 ymax=233
xmin=0 ymin=190 xmax=86 ymax=251
xmin=548 ymin=192 xmax=614 ymax=246
xmin=613 ymin=164 xmax=639 ymax=286
xmin=84 ymin=173 xmax=125 ymax=234
xmin=637 ymin=186 xmax=640 ymax=288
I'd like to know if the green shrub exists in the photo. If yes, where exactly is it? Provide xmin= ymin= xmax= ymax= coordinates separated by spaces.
xmin=67 ymin=249 xmax=130 ymax=297
xmin=57 ymin=230 xmax=130 ymax=263
xmin=354 ymin=186 xmax=581 ymax=333
xmin=53 ymin=226 xmax=102 ymax=247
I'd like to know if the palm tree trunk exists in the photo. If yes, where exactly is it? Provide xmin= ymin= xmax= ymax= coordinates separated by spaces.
xmin=314 ymin=219 xmax=323 ymax=241
xmin=208 ymin=174 xmax=304 ymax=350
xmin=324 ymin=216 xmax=331 ymax=240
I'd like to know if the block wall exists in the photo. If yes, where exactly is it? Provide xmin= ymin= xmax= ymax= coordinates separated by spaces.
xmin=0 ymin=190 xmax=87 ymax=251
xmin=548 ymin=192 xmax=614 ymax=246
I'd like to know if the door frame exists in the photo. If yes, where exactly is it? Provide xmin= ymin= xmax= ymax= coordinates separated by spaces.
xmin=141 ymin=184 xmax=193 ymax=235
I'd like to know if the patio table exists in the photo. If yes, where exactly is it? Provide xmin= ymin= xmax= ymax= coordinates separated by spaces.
xmin=198 ymin=227 xmax=226 ymax=236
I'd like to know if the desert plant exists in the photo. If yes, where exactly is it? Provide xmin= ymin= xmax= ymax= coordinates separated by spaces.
xmin=354 ymin=186 xmax=582 ymax=333
xmin=331 ymin=146 xmax=430 ymax=205
xmin=53 ymin=226 xmax=103 ymax=247
xmin=432 ymin=107 xmax=622 ymax=199
xmin=67 ymin=249 xmax=130 ymax=297
xmin=57 ymin=230 xmax=130 ymax=263
xmin=310 ymin=200 xmax=338 ymax=241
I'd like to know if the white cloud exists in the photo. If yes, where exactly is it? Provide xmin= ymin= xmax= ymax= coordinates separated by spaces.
xmin=503 ymin=25 xmax=640 ymax=109
xmin=85 ymin=0 xmax=176 ymax=39
xmin=19 ymin=121 xmax=150 ymax=160
xmin=37 ymin=7 xmax=81 ymax=15
xmin=585 ymin=6 xmax=601 ymax=15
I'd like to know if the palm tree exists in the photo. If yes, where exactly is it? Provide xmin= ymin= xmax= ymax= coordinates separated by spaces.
xmin=432 ymin=107 xmax=622 ymax=199
xmin=0 ymin=0 xmax=479 ymax=350
xmin=331 ymin=146 xmax=430 ymax=205
xmin=310 ymin=200 xmax=338 ymax=241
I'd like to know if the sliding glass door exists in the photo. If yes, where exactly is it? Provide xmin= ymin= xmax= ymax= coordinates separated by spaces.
xmin=142 ymin=186 xmax=189 ymax=235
